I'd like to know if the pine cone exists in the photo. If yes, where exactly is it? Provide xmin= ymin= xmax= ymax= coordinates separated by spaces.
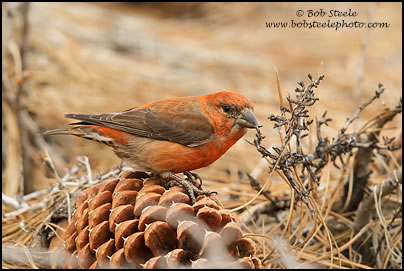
xmin=61 ymin=171 xmax=262 ymax=269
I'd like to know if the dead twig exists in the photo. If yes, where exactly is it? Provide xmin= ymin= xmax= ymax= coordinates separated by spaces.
xmin=354 ymin=166 xmax=402 ymax=232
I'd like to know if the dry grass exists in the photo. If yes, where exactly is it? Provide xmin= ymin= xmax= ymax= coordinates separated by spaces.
xmin=2 ymin=2 xmax=402 ymax=269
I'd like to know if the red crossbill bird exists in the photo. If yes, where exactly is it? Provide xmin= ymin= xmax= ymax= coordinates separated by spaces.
xmin=44 ymin=91 xmax=259 ymax=202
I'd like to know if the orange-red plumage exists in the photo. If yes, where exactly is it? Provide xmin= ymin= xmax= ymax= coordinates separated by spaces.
xmin=44 ymin=91 xmax=258 ymax=175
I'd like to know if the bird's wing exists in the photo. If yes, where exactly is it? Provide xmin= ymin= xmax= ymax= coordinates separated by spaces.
xmin=65 ymin=104 xmax=214 ymax=147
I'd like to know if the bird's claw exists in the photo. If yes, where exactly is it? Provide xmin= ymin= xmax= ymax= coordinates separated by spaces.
xmin=165 ymin=173 xmax=216 ymax=204
xmin=184 ymin=171 xmax=203 ymax=188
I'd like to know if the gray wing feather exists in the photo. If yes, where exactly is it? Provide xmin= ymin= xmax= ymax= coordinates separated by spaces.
xmin=65 ymin=107 xmax=213 ymax=147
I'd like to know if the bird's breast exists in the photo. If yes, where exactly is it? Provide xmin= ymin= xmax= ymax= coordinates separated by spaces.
xmin=142 ymin=127 xmax=247 ymax=173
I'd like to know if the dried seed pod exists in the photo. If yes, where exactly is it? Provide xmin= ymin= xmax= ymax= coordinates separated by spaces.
xmin=110 ymin=248 xmax=127 ymax=267
xmin=138 ymin=184 xmax=166 ymax=195
xmin=86 ymin=183 xmax=102 ymax=202
xmin=76 ymin=208 xmax=89 ymax=233
xmin=196 ymin=194 xmax=223 ymax=208
xmin=165 ymin=203 xmax=194 ymax=229
xmin=76 ymin=189 xmax=89 ymax=208
xmin=118 ymin=170 xmax=150 ymax=180
xmin=199 ymin=231 xmax=226 ymax=259
xmin=111 ymin=190 xmax=138 ymax=209
xmin=220 ymin=221 xmax=243 ymax=246
xmin=65 ymin=231 xmax=78 ymax=253
xmin=89 ymin=203 xmax=111 ymax=228
xmin=114 ymin=178 xmax=143 ymax=194
xmin=75 ymin=183 xmax=102 ymax=208
xmin=231 ymin=237 xmax=256 ymax=258
xmin=177 ymin=220 xmax=204 ymax=256
xmin=168 ymin=185 xmax=187 ymax=193
xmin=144 ymin=255 xmax=168 ymax=269
xmin=142 ymin=176 xmax=163 ymax=187
xmin=76 ymin=225 xmax=89 ymax=251
xmin=166 ymin=248 xmax=193 ymax=268
xmin=89 ymin=260 xmax=99 ymax=269
xmin=63 ymin=220 xmax=77 ymax=241
xmin=88 ymin=190 xmax=112 ymax=210
xmin=77 ymin=243 xmax=96 ymax=268
xmin=138 ymin=205 xmax=168 ymax=231
xmin=144 ymin=221 xmax=178 ymax=256
xmin=219 ymin=209 xmax=238 ymax=227
xmin=196 ymin=206 xmax=222 ymax=231
xmin=61 ymin=172 xmax=261 ymax=269
xmin=73 ymin=201 xmax=88 ymax=223
xmin=97 ymin=177 xmax=120 ymax=194
xmin=109 ymin=204 xmax=134 ymax=233
xmin=134 ymin=192 xmax=161 ymax=217
xmin=95 ymin=238 xmax=115 ymax=268
xmin=192 ymin=197 xmax=221 ymax=213
xmin=159 ymin=190 xmax=190 ymax=207
xmin=89 ymin=221 xmax=112 ymax=252
xmin=65 ymin=250 xmax=79 ymax=269
xmin=49 ymin=219 xmax=69 ymax=254
xmin=118 ymin=170 xmax=139 ymax=179
xmin=115 ymin=219 xmax=139 ymax=250
xmin=124 ymin=232 xmax=153 ymax=267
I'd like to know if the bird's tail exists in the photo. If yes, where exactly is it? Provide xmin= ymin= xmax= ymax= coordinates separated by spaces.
xmin=43 ymin=126 xmax=115 ymax=146
xmin=42 ymin=129 xmax=74 ymax=136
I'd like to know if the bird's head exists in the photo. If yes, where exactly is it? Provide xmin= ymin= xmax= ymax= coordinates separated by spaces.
xmin=205 ymin=91 xmax=260 ymax=135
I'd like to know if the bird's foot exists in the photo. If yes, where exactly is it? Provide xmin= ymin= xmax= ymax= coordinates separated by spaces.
xmin=184 ymin=171 xmax=203 ymax=188
xmin=163 ymin=172 xmax=216 ymax=204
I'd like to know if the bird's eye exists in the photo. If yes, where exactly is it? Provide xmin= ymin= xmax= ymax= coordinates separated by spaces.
xmin=222 ymin=105 xmax=231 ymax=113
